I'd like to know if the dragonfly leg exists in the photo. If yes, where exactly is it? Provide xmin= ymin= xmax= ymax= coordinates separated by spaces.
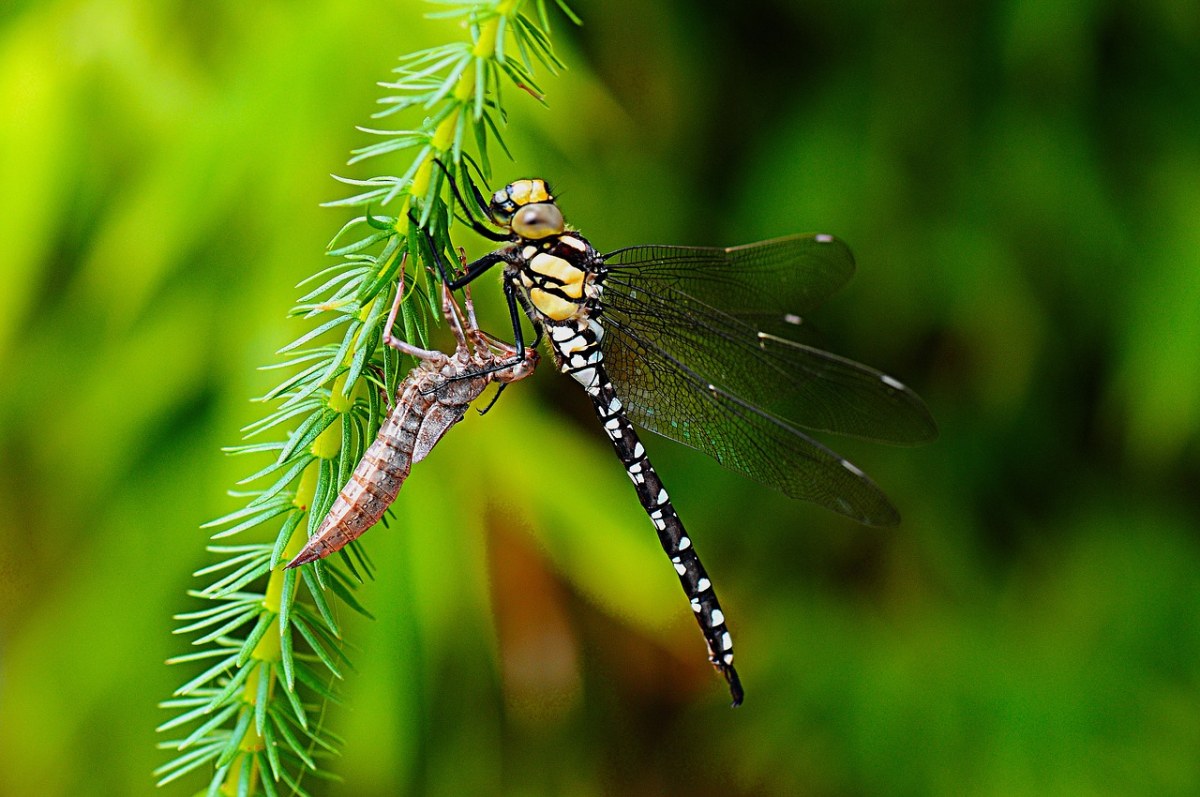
xmin=410 ymin=213 xmax=509 ymax=292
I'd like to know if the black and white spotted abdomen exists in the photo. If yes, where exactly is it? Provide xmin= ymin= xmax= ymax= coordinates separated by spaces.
xmin=547 ymin=318 xmax=606 ymax=394
xmin=545 ymin=316 xmax=744 ymax=704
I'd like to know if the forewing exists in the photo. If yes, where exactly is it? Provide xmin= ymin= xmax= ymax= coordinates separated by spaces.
xmin=604 ymin=234 xmax=856 ymax=322
xmin=600 ymin=236 xmax=936 ymax=444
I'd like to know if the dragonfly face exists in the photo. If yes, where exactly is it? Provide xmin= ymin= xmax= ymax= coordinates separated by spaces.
xmin=488 ymin=178 xmax=563 ymax=239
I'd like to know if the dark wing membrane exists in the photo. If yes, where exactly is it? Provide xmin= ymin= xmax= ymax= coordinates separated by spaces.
xmin=599 ymin=239 xmax=937 ymax=444
xmin=603 ymin=235 xmax=856 ymax=321
xmin=599 ymin=318 xmax=901 ymax=526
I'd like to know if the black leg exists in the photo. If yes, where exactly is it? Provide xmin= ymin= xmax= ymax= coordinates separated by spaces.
xmin=432 ymin=158 xmax=509 ymax=242
xmin=405 ymin=235 xmax=534 ymax=386
xmin=419 ymin=223 xmax=521 ymax=349
xmin=410 ymin=212 xmax=507 ymax=289
xmin=513 ymin=286 xmax=545 ymax=349
xmin=406 ymin=195 xmax=536 ymax=384
xmin=502 ymin=276 xmax=529 ymax=354
xmin=447 ymin=251 xmax=510 ymax=290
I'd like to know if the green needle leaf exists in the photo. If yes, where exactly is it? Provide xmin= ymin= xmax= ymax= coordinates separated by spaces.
xmin=161 ymin=1 xmax=582 ymax=792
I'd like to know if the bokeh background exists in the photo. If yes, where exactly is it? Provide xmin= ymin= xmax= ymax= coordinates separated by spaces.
xmin=2 ymin=0 xmax=1199 ymax=794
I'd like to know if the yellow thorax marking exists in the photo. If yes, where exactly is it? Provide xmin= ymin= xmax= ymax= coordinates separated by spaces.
xmin=530 ymin=253 xmax=581 ymax=281
xmin=529 ymin=288 xmax=579 ymax=322
xmin=530 ymin=253 xmax=584 ymax=299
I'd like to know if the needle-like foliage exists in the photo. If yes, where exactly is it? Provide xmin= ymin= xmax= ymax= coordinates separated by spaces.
xmin=158 ymin=2 xmax=578 ymax=793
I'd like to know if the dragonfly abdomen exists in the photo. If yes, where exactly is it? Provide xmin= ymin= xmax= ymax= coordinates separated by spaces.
xmin=549 ymin=323 xmax=743 ymax=704
xmin=594 ymin=377 xmax=743 ymax=705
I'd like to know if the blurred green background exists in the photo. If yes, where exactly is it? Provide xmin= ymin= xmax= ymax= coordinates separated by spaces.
xmin=2 ymin=0 xmax=1199 ymax=794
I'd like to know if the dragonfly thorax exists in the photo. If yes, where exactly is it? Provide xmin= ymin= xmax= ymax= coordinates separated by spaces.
xmin=510 ymin=232 xmax=602 ymax=323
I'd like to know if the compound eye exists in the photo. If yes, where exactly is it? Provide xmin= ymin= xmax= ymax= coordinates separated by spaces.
xmin=511 ymin=203 xmax=565 ymax=240
xmin=490 ymin=201 xmax=515 ymax=225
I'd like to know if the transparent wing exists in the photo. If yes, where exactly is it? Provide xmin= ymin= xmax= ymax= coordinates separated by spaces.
xmin=600 ymin=316 xmax=902 ymax=526
xmin=601 ymin=235 xmax=937 ymax=444
xmin=605 ymin=234 xmax=855 ymax=329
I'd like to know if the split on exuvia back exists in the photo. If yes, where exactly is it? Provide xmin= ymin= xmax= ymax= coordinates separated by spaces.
xmin=397 ymin=166 xmax=941 ymax=706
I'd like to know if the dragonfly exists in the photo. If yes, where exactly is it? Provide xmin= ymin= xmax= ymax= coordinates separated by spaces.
xmin=286 ymin=275 xmax=538 ymax=569
xmin=427 ymin=171 xmax=937 ymax=706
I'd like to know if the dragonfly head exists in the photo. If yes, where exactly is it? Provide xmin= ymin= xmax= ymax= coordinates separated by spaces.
xmin=490 ymin=179 xmax=564 ymax=240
